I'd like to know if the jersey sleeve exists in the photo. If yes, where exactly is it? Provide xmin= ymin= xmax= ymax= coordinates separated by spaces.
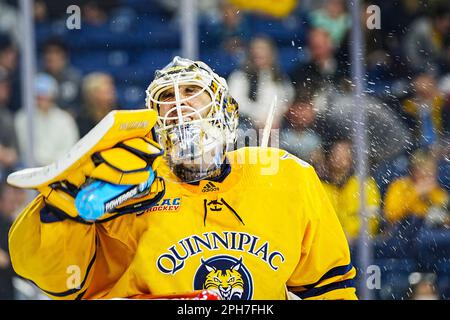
xmin=286 ymin=163 xmax=357 ymax=300
xmin=8 ymin=194 xmax=140 ymax=300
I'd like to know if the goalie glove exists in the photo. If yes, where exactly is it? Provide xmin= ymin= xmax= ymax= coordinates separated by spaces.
xmin=8 ymin=109 xmax=165 ymax=223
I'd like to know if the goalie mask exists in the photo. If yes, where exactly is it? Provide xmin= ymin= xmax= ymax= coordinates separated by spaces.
xmin=145 ymin=56 xmax=238 ymax=183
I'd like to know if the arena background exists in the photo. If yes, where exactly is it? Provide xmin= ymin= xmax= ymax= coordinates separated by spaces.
xmin=0 ymin=0 xmax=449 ymax=300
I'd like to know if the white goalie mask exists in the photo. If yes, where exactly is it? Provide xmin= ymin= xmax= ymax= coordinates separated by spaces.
xmin=145 ymin=56 xmax=239 ymax=183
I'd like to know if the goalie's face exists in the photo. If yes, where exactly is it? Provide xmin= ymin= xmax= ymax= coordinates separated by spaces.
xmin=145 ymin=57 xmax=238 ymax=183
xmin=152 ymin=82 xmax=228 ymax=183
xmin=158 ymin=84 xmax=212 ymax=124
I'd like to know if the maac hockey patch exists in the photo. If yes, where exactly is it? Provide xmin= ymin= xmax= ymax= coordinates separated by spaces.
xmin=145 ymin=197 xmax=181 ymax=212
xmin=193 ymin=255 xmax=253 ymax=300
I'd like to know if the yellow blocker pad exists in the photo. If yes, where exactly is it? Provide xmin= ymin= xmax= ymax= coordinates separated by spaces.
xmin=7 ymin=109 xmax=165 ymax=221
xmin=7 ymin=109 xmax=160 ymax=189
xmin=89 ymin=137 xmax=164 ymax=185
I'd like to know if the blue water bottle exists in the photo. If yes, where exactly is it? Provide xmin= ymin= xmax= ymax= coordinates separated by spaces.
xmin=75 ymin=170 xmax=155 ymax=221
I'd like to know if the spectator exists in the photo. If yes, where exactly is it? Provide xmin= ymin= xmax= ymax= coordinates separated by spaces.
xmin=34 ymin=0 xmax=117 ymax=21
xmin=34 ymin=0 xmax=48 ymax=23
xmin=280 ymin=92 xmax=328 ymax=177
xmin=309 ymin=0 xmax=350 ymax=48
xmin=335 ymin=1 xmax=410 ymax=87
xmin=409 ymin=273 xmax=440 ymax=300
xmin=41 ymin=38 xmax=82 ymax=115
xmin=0 ymin=182 xmax=26 ymax=300
xmin=0 ymin=33 xmax=20 ymax=113
xmin=290 ymin=28 xmax=339 ymax=98
xmin=82 ymin=0 xmax=117 ymax=26
xmin=0 ymin=0 xmax=20 ymax=44
xmin=403 ymin=1 xmax=450 ymax=74
xmin=15 ymin=73 xmax=79 ymax=166
xmin=204 ymin=0 xmax=250 ymax=57
xmin=402 ymin=72 xmax=446 ymax=148
xmin=0 ymin=33 xmax=18 ymax=81
xmin=384 ymin=149 xmax=449 ymax=227
xmin=321 ymin=139 xmax=381 ymax=245
xmin=228 ymin=36 xmax=295 ymax=131
xmin=76 ymin=72 xmax=117 ymax=137
xmin=0 ymin=67 xmax=19 ymax=181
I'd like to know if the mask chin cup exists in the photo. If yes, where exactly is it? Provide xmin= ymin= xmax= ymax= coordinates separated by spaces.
xmin=160 ymin=121 xmax=227 ymax=183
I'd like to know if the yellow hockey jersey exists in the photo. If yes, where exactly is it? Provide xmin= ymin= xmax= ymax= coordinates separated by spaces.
xmin=8 ymin=147 xmax=357 ymax=300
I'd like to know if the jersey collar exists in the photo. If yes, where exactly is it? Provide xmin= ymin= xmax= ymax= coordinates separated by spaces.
xmin=159 ymin=152 xmax=244 ymax=196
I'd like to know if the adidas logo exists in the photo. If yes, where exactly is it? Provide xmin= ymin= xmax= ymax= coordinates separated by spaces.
xmin=202 ymin=182 xmax=219 ymax=192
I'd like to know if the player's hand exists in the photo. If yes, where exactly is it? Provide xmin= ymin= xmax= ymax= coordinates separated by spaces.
xmin=8 ymin=110 xmax=166 ymax=222
xmin=414 ymin=176 xmax=437 ymax=198
xmin=42 ymin=136 xmax=165 ymax=222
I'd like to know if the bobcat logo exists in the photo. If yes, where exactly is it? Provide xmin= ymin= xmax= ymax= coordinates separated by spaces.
xmin=193 ymin=255 xmax=253 ymax=300
xmin=202 ymin=257 xmax=244 ymax=300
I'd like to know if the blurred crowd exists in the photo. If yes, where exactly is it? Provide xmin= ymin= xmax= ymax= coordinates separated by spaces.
xmin=0 ymin=0 xmax=449 ymax=299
